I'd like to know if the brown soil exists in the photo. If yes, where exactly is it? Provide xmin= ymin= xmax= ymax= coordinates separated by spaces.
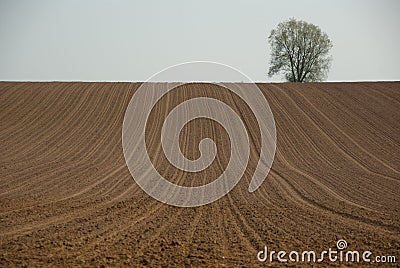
xmin=0 ymin=82 xmax=399 ymax=267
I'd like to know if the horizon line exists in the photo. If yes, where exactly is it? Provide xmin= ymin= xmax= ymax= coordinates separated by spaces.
xmin=1 ymin=80 xmax=399 ymax=83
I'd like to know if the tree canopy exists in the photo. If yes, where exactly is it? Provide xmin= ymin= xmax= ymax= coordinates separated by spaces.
xmin=268 ymin=18 xmax=332 ymax=82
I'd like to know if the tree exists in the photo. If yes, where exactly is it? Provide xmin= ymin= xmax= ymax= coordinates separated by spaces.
xmin=268 ymin=18 xmax=333 ymax=82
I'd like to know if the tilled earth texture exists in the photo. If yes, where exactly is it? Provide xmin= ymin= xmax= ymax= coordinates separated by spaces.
xmin=0 ymin=82 xmax=399 ymax=267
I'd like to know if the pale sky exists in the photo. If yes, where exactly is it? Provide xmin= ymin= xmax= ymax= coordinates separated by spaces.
xmin=0 ymin=0 xmax=399 ymax=82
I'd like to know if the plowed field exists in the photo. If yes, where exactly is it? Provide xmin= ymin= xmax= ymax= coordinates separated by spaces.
xmin=0 ymin=82 xmax=399 ymax=266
